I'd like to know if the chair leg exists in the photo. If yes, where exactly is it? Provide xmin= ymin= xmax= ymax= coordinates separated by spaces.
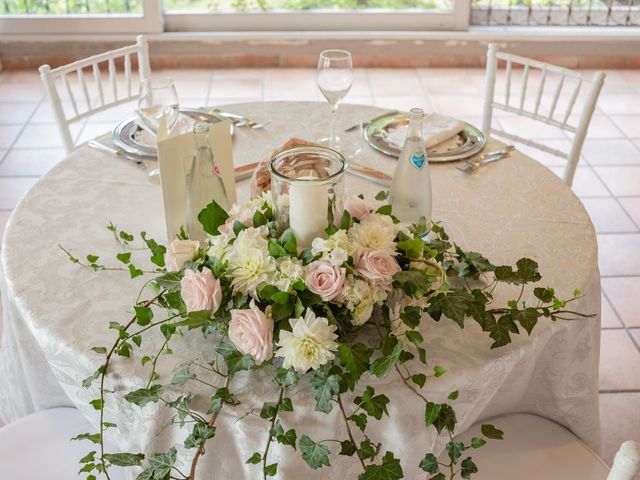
xmin=608 ymin=441 xmax=640 ymax=480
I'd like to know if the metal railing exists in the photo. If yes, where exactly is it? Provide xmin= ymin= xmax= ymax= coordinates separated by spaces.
xmin=2 ymin=0 xmax=142 ymax=14
xmin=471 ymin=0 xmax=640 ymax=26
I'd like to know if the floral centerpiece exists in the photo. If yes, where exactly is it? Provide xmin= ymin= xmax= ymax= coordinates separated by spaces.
xmin=67 ymin=190 xmax=590 ymax=480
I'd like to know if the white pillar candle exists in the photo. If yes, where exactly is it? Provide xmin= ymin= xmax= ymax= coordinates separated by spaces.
xmin=288 ymin=176 xmax=329 ymax=248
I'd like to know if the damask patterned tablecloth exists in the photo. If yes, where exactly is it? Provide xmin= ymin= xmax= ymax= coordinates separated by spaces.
xmin=0 ymin=101 xmax=601 ymax=479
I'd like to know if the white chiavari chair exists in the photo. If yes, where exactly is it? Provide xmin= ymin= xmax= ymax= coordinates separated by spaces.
xmin=0 ymin=407 xmax=125 ymax=480
xmin=438 ymin=413 xmax=639 ymax=480
xmin=482 ymin=44 xmax=605 ymax=186
xmin=39 ymin=35 xmax=151 ymax=154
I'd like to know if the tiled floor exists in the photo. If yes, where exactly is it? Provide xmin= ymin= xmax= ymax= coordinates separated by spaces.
xmin=0 ymin=66 xmax=639 ymax=466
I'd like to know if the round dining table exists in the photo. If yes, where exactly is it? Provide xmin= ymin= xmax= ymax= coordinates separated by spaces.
xmin=0 ymin=101 xmax=601 ymax=480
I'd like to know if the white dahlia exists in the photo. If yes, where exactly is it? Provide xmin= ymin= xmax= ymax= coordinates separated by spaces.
xmin=226 ymin=226 xmax=276 ymax=297
xmin=348 ymin=213 xmax=397 ymax=256
xmin=275 ymin=309 xmax=338 ymax=373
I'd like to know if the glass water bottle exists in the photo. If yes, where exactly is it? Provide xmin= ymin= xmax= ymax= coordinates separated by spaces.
xmin=390 ymin=108 xmax=432 ymax=226
xmin=187 ymin=121 xmax=230 ymax=242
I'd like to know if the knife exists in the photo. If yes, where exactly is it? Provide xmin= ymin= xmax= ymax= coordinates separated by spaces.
xmin=88 ymin=140 xmax=148 ymax=170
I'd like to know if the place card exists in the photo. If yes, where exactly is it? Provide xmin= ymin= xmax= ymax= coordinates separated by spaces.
xmin=157 ymin=120 xmax=235 ymax=241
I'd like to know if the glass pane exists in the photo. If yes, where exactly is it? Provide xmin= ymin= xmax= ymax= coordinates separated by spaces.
xmin=0 ymin=0 xmax=142 ymax=15
xmin=164 ymin=0 xmax=453 ymax=13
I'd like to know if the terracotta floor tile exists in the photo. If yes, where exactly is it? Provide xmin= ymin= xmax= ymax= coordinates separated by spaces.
xmin=598 ymin=234 xmax=640 ymax=277
xmin=599 ymin=329 xmax=640 ymax=391
xmin=609 ymin=115 xmax=640 ymax=138
xmin=595 ymin=166 xmax=640 ymax=196
xmin=368 ymin=68 xmax=423 ymax=97
xmin=582 ymin=139 xmax=640 ymax=166
xmin=597 ymin=94 xmax=640 ymax=115
xmin=0 ymin=177 xmax=38 ymax=209
xmin=602 ymin=277 xmax=640 ymax=328
xmin=601 ymin=294 xmax=623 ymax=328
xmin=0 ymin=103 xmax=38 ymax=124
xmin=619 ymin=197 xmax=640 ymax=227
xmin=0 ymin=148 xmax=64 ymax=176
xmin=581 ymin=198 xmax=638 ymax=233
xmin=599 ymin=392 xmax=640 ymax=466
xmin=0 ymin=125 xmax=22 ymax=149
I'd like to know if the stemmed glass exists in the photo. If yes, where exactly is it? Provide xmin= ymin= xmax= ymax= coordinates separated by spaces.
xmin=316 ymin=50 xmax=353 ymax=150
xmin=137 ymin=77 xmax=180 ymax=136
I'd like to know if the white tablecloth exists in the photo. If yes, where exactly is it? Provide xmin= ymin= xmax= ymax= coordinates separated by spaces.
xmin=0 ymin=102 xmax=601 ymax=479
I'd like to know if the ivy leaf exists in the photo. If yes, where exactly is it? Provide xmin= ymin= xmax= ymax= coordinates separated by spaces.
xmin=173 ymin=310 xmax=212 ymax=329
xmin=124 ymin=384 xmax=164 ymax=407
xmin=128 ymin=264 xmax=143 ymax=279
xmin=397 ymin=238 xmax=425 ymax=259
xmin=148 ymin=447 xmax=177 ymax=480
xmin=534 ymin=287 xmax=555 ymax=303
xmin=512 ymin=307 xmax=540 ymax=335
xmin=299 ymin=435 xmax=331 ymax=470
xmin=338 ymin=343 xmax=372 ymax=390
xmin=82 ymin=366 xmax=105 ymax=388
xmin=170 ymin=364 xmax=196 ymax=388
xmin=357 ymin=439 xmax=378 ymax=461
xmin=116 ymin=252 xmax=131 ymax=264
xmin=309 ymin=365 xmax=342 ymax=413
xmin=198 ymin=200 xmax=229 ymax=236
xmin=433 ymin=404 xmax=457 ymax=434
xmin=495 ymin=258 xmax=541 ymax=285
xmin=153 ymin=272 xmax=182 ymax=292
xmin=104 ymin=453 xmax=144 ymax=467
xmin=264 ymin=463 xmax=278 ymax=476
xmin=246 ymin=453 xmax=262 ymax=464
xmin=486 ymin=314 xmax=519 ymax=349
xmin=400 ymin=306 xmax=422 ymax=329
xmin=375 ymin=190 xmax=389 ymax=201
xmin=466 ymin=289 xmax=492 ymax=330
xmin=276 ymin=428 xmax=297 ymax=449
xmin=424 ymin=402 xmax=441 ymax=428
xmin=461 ymin=457 xmax=478 ymax=479
xmin=359 ymin=451 xmax=403 ymax=480
xmin=184 ymin=423 xmax=216 ymax=449
xmin=134 ymin=306 xmax=153 ymax=326
xmin=393 ymin=270 xmax=434 ymax=298
xmin=276 ymin=368 xmax=299 ymax=388
xmin=140 ymin=232 xmax=167 ymax=268
xmin=350 ymin=413 xmax=368 ymax=432
xmin=446 ymin=441 xmax=464 ymax=464
xmin=419 ymin=453 xmax=439 ymax=474
xmin=369 ymin=340 xmax=403 ymax=378
xmin=471 ymin=437 xmax=486 ymax=448
xmin=427 ymin=288 xmax=473 ymax=327
xmin=340 ymin=440 xmax=357 ymax=456
xmin=90 ymin=399 xmax=103 ymax=410
xmin=411 ymin=373 xmax=426 ymax=388
xmin=433 ymin=365 xmax=446 ymax=377
xmin=481 ymin=424 xmax=504 ymax=440
xmin=355 ymin=386 xmax=389 ymax=420
xmin=72 ymin=432 xmax=101 ymax=444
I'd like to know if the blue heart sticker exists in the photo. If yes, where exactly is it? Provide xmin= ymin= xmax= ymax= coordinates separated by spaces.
xmin=411 ymin=154 xmax=425 ymax=169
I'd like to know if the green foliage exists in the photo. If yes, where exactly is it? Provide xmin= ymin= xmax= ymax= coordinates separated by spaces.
xmin=338 ymin=342 xmax=372 ymax=389
xmin=309 ymin=364 xmax=342 ymax=413
xmin=197 ymin=200 xmax=229 ymax=236
xmin=360 ymin=451 xmax=404 ymax=480
xmin=355 ymin=386 xmax=390 ymax=420
xmin=104 ymin=453 xmax=145 ymax=467
xmin=300 ymin=435 xmax=331 ymax=470
xmin=370 ymin=340 xmax=403 ymax=378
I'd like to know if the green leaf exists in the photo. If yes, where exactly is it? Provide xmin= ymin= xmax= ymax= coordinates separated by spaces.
xmin=280 ymin=397 xmax=294 ymax=412
xmin=533 ymin=287 xmax=555 ymax=303
xmin=461 ymin=457 xmax=478 ymax=479
xmin=233 ymin=220 xmax=247 ymax=236
xmin=434 ymin=365 xmax=446 ymax=377
xmin=280 ymin=229 xmax=298 ymax=255
xmin=446 ymin=441 xmax=464 ymax=464
xmin=124 ymin=384 xmax=164 ymax=407
xmin=90 ymin=399 xmax=103 ymax=410
xmin=277 ymin=428 xmax=297 ymax=449
xmin=424 ymin=402 xmax=441 ymax=428
xmin=87 ymin=254 xmax=99 ymax=263
xmin=271 ymin=291 xmax=292 ymax=305
xmin=173 ymin=310 xmax=212 ymax=329
xmin=419 ymin=453 xmax=439 ymax=474
xmin=309 ymin=365 xmax=342 ymax=413
xmin=276 ymin=368 xmax=299 ymax=388
xmin=184 ymin=423 xmax=216 ymax=449
xmin=82 ymin=366 xmax=104 ymax=388
xmin=340 ymin=440 xmax=357 ymax=456
xmin=512 ymin=307 xmax=540 ymax=335
xmin=340 ymin=210 xmax=353 ymax=230
xmin=427 ymin=288 xmax=473 ymax=327
xmin=246 ymin=452 xmax=262 ymax=464
xmin=104 ymin=453 xmax=144 ymax=467
xmin=128 ymin=264 xmax=143 ymax=279
xmin=406 ymin=330 xmax=423 ymax=346
xmin=486 ymin=314 xmax=519 ymax=349
xmin=299 ymin=435 xmax=331 ymax=470
xmin=72 ymin=432 xmax=101 ymax=444
xmin=481 ymin=424 xmax=504 ymax=440
xmin=271 ymin=300 xmax=294 ymax=322
xmin=148 ymin=447 xmax=177 ymax=480
xmin=471 ymin=437 xmax=486 ymax=448
xmin=90 ymin=346 xmax=107 ymax=354
xmin=448 ymin=390 xmax=459 ymax=400
xmin=116 ymin=252 xmax=131 ymax=264
xmin=495 ymin=258 xmax=541 ymax=285
xmin=357 ymin=438 xmax=378 ymax=461
xmin=116 ymin=342 xmax=132 ymax=358
xmin=370 ymin=340 xmax=403 ymax=378
xmin=434 ymin=404 xmax=457 ymax=434
xmin=350 ymin=413 xmax=368 ymax=432
xmin=397 ymin=238 xmax=425 ymax=259
xmin=154 ymin=273 xmax=182 ymax=292
xmin=359 ymin=451 xmax=403 ymax=480
xmin=253 ymin=210 xmax=268 ymax=227
xmin=264 ymin=463 xmax=278 ymax=476
xmin=355 ymin=386 xmax=390 ymax=420
xmin=376 ymin=204 xmax=392 ymax=216
xmin=259 ymin=285 xmax=279 ymax=301
xmin=300 ymin=248 xmax=316 ymax=265
xmin=400 ymin=306 xmax=422 ymax=329
xmin=268 ymin=240 xmax=289 ymax=258
xmin=198 ymin=200 xmax=229 ymax=236
xmin=170 ymin=364 xmax=196 ymax=388
xmin=134 ymin=306 xmax=153 ymax=326
xmin=338 ymin=343 xmax=372 ymax=390
xmin=136 ymin=469 xmax=153 ymax=480
xmin=375 ymin=190 xmax=389 ymax=201
xmin=140 ymin=232 xmax=166 ymax=268
xmin=411 ymin=373 xmax=426 ymax=388
xmin=393 ymin=270 xmax=434 ymax=298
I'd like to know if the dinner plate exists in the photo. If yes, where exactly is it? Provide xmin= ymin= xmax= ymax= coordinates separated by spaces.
xmin=112 ymin=108 xmax=231 ymax=159
xmin=364 ymin=111 xmax=486 ymax=162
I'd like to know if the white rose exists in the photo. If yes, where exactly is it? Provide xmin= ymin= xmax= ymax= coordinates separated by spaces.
xmin=164 ymin=239 xmax=200 ymax=272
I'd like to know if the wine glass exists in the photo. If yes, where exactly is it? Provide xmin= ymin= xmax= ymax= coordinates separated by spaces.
xmin=316 ymin=50 xmax=353 ymax=150
xmin=137 ymin=77 xmax=180 ymax=136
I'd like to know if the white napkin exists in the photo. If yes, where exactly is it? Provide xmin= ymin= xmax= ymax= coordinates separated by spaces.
xmin=385 ymin=113 xmax=465 ymax=151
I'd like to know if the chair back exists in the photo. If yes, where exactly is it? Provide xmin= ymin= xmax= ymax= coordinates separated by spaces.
xmin=39 ymin=35 xmax=151 ymax=154
xmin=482 ymin=43 xmax=605 ymax=186
xmin=608 ymin=441 xmax=640 ymax=480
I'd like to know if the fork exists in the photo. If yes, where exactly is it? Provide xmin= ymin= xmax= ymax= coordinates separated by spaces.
xmin=457 ymin=152 xmax=511 ymax=175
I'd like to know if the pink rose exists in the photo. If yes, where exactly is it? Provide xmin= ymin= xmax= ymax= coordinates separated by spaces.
xmin=164 ymin=239 xmax=200 ymax=272
xmin=217 ymin=206 xmax=257 ymax=240
xmin=344 ymin=196 xmax=372 ymax=220
xmin=355 ymin=249 xmax=401 ymax=290
xmin=180 ymin=267 xmax=222 ymax=313
xmin=305 ymin=260 xmax=347 ymax=301
xmin=229 ymin=300 xmax=273 ymax=365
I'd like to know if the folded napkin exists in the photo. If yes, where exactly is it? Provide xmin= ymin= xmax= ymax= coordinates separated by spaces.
xmin=386 ymin=113 xmax=465 ymax=151
xmin=250 ymin=138 xmax=319 ymax=197
xmin=135 ymin=113 xmax=197 ymax=147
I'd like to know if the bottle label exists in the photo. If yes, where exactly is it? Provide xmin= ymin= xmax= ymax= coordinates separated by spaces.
xmin=410 ymin=151 xmax=426 ymax=170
